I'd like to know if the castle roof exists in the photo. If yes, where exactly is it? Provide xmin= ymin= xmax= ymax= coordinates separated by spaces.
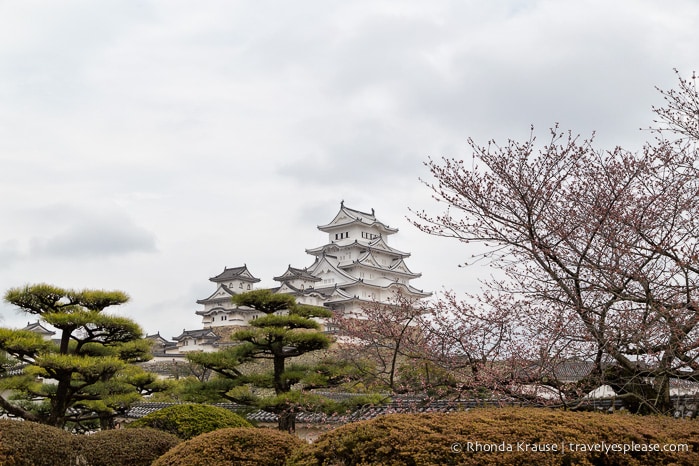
xmin=172 ymin=328 xmax=219 ymax=342
xmin=273 ymin=265 xmax=321 ymax=282
xmin=318 ymin=202 xmax=398 ymax=236
xmin=274 ymin=282 xmax=338 ymax=298
xmin=344 ymin=279 xmax=431 ymax=298
xmin=210 ymin=265 xmax=261 ymax=283
xmin=22 ymin=321 xmax=55 ymax=336
xmin=345 ymin=251 xmax=421 ymax=278
xmin=145 ymin=332 xmax=171 ymax=345
xmin=306 ymin=237 xmax=409 ymax=258
xmin=305 ymin=255 xmax=361 ymax=286
xmin=196 ymin=284 xmax=236 ymax=306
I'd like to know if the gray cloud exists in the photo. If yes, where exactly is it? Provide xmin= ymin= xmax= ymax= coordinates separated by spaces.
xmin=279 ymin=120 xmax=421 ymax=188
xmin=26 ymin=208 xmax=157 ymax=258
xmin=0 ymin=240 xmax=21 ymax=266
xmin=1 ymin=0 xmax=698 ymax=341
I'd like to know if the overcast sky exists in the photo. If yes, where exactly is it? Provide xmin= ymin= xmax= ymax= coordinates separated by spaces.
xmin=1 ymin=0 xmax=697 ymax=340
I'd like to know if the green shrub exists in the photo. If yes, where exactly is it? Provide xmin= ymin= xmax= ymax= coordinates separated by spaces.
xmin=127 ymin=403 xmax=251 ymax=439
xmin=0 ymin=419 xmax=76 ymax=466
xmin=152 ymin=427 xmax=306 ymax=466
xmin=76 ymin=427 xmax=181 ymax=466
xmin=290 ymin=407 xmax=699 ymax=466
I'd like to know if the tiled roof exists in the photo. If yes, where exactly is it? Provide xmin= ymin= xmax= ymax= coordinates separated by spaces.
xmin=274 ymin=266 xmax=320 ymax=282
xmin=172 ymin=328 xmax=219 ymax=341
xmin=125 ymin=402 xmax=248 ymax=419
xmin=112 ymin=394 xmax=699 ymax=425
xmin=210 ymin=265 xmax=261 ymax=283
xmin=22 ymin=321 xmax=55 ymax=335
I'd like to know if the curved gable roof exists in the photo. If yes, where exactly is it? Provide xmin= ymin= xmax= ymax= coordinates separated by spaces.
xmin=388 ymin=258 xmax=421 ymax=277
xmin=306 ymin=255 xmax=360 ymax=286
xmin=367 ymin=237 xmax=409 ymax=257
xmin=274 ymin=265 xmax=321 ymax=282
xmin=318 ymin=203 xmax=398 ymax=236
xmin=196 ymin=283 xmax=236 ymax=304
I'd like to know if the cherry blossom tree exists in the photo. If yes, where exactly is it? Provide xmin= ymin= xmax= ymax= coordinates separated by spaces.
xmin=412 ymin=71 xmax=699 ymax=414
xmin=332 ymin=293 xmax=433 ymax=393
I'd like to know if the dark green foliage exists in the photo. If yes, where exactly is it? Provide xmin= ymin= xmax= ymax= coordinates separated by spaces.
xmin=0 ymin=419 xmax=76 ymax=466
xmin=0 ymin=284 xmax=158 ymax=428
xmin=77 ymin=428 xmax=181 ymax=466
xmin=231 ymin=289 xmax=297 ymax=313
xmin=290 ymin=408 xmax=699 ymax=466
xmin=188 ymin=291 xmax=339 ymax=432
xmin=127 ymin=403 xmax=251 ymax=439
xmin=152 ymin=427 xmax=306 ymax=466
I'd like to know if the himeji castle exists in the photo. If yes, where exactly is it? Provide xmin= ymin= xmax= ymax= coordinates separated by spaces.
xmin=195 ymin=201 xmax=431 ymax=330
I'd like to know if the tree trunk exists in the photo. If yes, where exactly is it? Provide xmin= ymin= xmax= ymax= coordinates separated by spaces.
xmin=278 ymin=411 xmax=296 ymax=433
xmin=273 ymin=354 xmax=286 ymax=394
xmin=47 ymin=378 xmax=70 ymax=427
xmin=653 ymin=374 xmax=673 ymax=414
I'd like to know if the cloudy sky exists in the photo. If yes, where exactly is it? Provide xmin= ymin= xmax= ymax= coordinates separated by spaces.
xmin=1 ymin=0 xmax=697 ymax=340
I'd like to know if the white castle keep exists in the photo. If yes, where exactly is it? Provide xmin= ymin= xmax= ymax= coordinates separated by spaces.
xmin=195 ymin=201 xmax=431 ymax=329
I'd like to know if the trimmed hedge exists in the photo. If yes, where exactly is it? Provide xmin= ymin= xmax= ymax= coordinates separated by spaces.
xmin=289 ymin=408 xmax=699 ymax=466
xmin=77 ymin=427 xmax=181 ymax=466
xmin=0 ymin=421 xmax=180 ymax=466
xmin=0 ymin=419 xmax=181 ymax=466
xmin=127 ymin=403 xmax=251 ymax=439
xmin=152 ymin=427 xmax=306 ymax=466
xmin=0 ymin=419 xmax=76 ymax=466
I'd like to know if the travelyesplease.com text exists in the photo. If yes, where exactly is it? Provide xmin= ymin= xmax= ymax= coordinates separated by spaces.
xmin=451 ymin=441 xmax=690 ymax=454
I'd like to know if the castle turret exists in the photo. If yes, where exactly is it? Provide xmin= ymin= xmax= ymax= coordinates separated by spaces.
xmin=196 ymin=265 xmax=262 ymax=327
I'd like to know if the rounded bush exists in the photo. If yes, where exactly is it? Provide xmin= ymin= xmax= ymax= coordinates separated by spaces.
xmin=76 ymin=427 xmax=181 ymax=466
xmin=0 ymin=419 xmax=76 ymax=466
xmin=127 ymin=403 xmax=251 ymax=439
xmin=290 ymin=408 xmax=699 ymax=466
xmin=152 ymin=427 xmax=306 ymax=466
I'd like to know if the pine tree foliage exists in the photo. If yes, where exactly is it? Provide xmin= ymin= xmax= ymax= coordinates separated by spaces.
xmin=187 ymin=290 xmax=377 ymax=432
xmin=0 ymin=284 xmax=163 ymax=429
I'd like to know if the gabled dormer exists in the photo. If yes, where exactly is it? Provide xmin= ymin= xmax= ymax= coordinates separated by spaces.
xmin=274 ymin=265 xmax=321 ymax=291
xmin=306 ymin=254 xmax=360 ymax=289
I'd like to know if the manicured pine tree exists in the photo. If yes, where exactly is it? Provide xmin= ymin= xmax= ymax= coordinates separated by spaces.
xmin=188 ymin=289 xmax=374 ymax=432
xmin=0 ymin=284 xmax=158 ymax=429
